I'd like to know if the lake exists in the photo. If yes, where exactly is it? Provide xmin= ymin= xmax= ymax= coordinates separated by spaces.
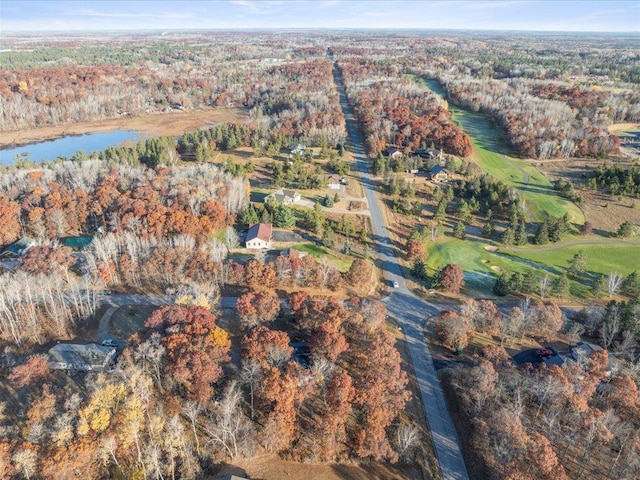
xmin=0 ymin=130 xmax=140 ymax=165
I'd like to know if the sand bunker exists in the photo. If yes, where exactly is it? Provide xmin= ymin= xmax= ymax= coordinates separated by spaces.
xmin=484 ymin=245 xmax=499 ymax=252
xmin=491 ymin=266 xmax=504 ymax=273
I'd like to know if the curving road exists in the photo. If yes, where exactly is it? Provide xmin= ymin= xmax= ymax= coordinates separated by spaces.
xmin=334 ymin=64 xmax=470 ymax=480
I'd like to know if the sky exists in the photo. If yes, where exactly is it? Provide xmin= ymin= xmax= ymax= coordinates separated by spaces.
xmin=1 ymin=0 xmax=638 ymax=33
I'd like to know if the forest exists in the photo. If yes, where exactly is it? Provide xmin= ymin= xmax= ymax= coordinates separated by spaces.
xmin=2 ymin=293 xmax=410 ymax=479
xmin=339 ymin=58 xmax=472 ymax=157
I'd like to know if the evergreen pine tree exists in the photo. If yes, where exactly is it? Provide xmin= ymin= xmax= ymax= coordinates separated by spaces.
xmin=273 ymin=204 xmax=296 ymax=229
xmin=508 ymin=271 xmax=524 ymax=293
xmin=241 ymin=204 xmax=260 ymax=225
xmin=502 ymin=226 xmax=516 ymax=245
xmin=552 ymin=272 xmax=570 ymax=298
xmin=534 ymin=219 xmax=550 ymax=245
xmin=622 ymin=271 xmax=639 ymax=299
xmin=569 ymin=250 xmax=588 ymax=276
xmin=523 ymin=270 xmax=537 ymax=293
xmin=453 ymin=221 xmax=466 ymax=239
xmin=493 ymin=273 xmax=511 ymax=296
xmin=515 ymin=219 xmax=527 ymax=245
xmin=322 ymin=225 xmax=336 ymax=248
xmin=592 ymin=274 xmax=607 ymax=298
xmin=482 ymin=220 xmax=494 ymax=238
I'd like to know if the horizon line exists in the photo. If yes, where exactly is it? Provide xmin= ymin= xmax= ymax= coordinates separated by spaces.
xmin=3 ymin=27 xmax=638 ymax=35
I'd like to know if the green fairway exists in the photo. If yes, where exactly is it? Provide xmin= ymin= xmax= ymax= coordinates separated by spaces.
xmin=508 ymin=243 xmax=639 ymax=278
xmin=412 ymin=76 xmax=585 ymax=225
xmin=425 ymin=237 xmax=638 ymax=297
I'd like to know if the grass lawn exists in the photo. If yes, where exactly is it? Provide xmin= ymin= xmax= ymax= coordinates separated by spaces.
xmin=110 ymin=305 xmax=157 ymax=339
xmin=249 ymin=187 xmax=271 ymax=203
xmin=291 ymin=243 xmax=353 ymax=272
xmin=425 ymin=236 xmax=637 ymax=298
xmin=508 ymin=243 xmax=639 ymax=278
xmin=412 ymin=75 xmax=584 ymax=224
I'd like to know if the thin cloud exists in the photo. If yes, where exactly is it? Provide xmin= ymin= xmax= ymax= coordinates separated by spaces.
xmin=466 ymin=1 xmax=534 ymax=10
xmin=62 ymin=9 xmax=190 ymax=19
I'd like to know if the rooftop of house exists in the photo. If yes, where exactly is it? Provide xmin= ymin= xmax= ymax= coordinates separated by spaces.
xmin=246 ymin=223 xmax=272 ymax=242
xmin=267 ymin=188 xmax=300 ymax=202
xmin=48 ymin=343 xmax=116 ymax=368
xmin=1 ymin=236 xmax=35 ymax=257
xmin=61 ymin=236 xmax=94 ymax=251
xmin=429 ymin=165 xmax=450 ymax=175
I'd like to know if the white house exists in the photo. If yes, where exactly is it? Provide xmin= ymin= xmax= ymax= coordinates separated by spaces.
xmin=265 ymin=188 xmax=301 ymax=206
xmin=245 ymin=223 xmax=273 ymax=249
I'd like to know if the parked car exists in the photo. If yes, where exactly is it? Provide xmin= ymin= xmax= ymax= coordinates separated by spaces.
xmin=393 ymin=280 xmax=399 ymax=288
xmin=101 ymin=339 xmax=118 ymax=348
xmin=536 ymin=347 xmax=555 ymax=358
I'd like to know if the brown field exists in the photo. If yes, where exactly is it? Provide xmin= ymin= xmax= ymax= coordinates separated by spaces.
xmin=534 ymin=157 xmax=640 ymax=233
xmin=0 ymin=107 xmax=248 ymax=148
xmin=608 ymin=122 xmax=640 ymax=134
xmin=213 ymin=453 xmax=424 ymax=480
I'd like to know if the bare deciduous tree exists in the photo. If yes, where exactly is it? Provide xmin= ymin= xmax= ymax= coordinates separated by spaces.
xmin=607 ymin=272 xmax=624 ymax=297
xmin=395 ymin=422 xmax=420 ymax=461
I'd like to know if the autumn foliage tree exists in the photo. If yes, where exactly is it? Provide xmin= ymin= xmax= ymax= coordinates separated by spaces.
xmin=435 ymin=310 xmax=474 ymax=352
xmin=8 ymin=356 xmax=51 ymax=388
xmin=145 ymin=305 xmax=230 ymax=402
xmin=438 ymin=263 xmax=465 ymax=294
xmin=236 ymin=292 xmax=281 ymax=329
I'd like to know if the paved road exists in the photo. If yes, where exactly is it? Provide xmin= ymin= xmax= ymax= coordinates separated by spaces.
xmin=334 ymin=64 xmax=470 ymax=480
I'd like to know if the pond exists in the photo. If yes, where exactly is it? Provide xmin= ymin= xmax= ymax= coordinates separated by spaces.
xmin=0 ymin=130 xmax=140 ymax=165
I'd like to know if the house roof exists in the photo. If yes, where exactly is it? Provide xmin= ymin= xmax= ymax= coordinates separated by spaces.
xmin=384 ymin=146 xmax=400 ymax=155
xmin=429 ymin=165 xmax=450 ymax=175
xmin=1 ymin=237 xmax=35 ymax=257
xmin=415 ymin=148 xmax=439 ymax=158
xmin=61 ymin=236 xmax=93 ymax=251
xmin=48 ymin=343 xmax=116 ymax=369
xmin=246 ymin=223 xmax=272 ymax=243
xmin=266 ymin=188 xmax=300 ymax=204
xmin=281 ymin=248 xmax=307 ymax=259
xmin=572 ymin=341 xmax=602 ymax=360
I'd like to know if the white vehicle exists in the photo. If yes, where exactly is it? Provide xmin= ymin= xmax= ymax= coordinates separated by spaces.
xmin=101 ymin=339 xmax=118 ymax=348
xmin=393 ymin=280 xmax=399 ymax=288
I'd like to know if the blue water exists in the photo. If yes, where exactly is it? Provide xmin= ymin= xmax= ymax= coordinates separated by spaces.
xmin=0 ymin=130 xmax=140 ymax=165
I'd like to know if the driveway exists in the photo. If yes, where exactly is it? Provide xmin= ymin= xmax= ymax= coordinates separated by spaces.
xmin=334 ymin=64 xmax=470 ymax=480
